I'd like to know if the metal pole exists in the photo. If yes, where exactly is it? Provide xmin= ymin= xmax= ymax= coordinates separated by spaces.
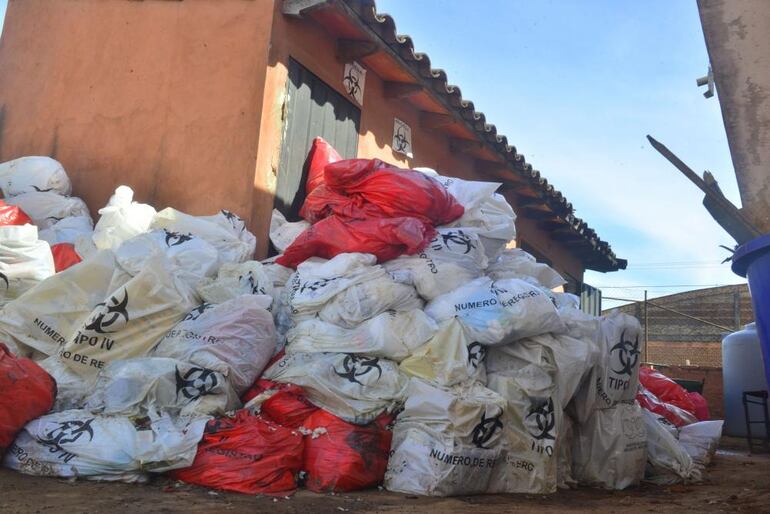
xmin=644 ymin=290 xmax=649 ymax=363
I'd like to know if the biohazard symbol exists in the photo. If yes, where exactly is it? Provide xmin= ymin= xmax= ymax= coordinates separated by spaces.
xmin=37 ymin=418 xmax=95 ymax=452
xmin=175 ymin=366 xmax=219 ymax=401
xmin=163 ymin=229 xmax=193 ymax=247
xmin=343 ymin=69 xmax=362 ymax=100
xmin=471 ymin=410 xmax=503 ymax=449
xmin=31 ymin=186 xmax=54 ymax=192
xmin=333 ymin=354 xmax=382 ymax=385
xmin=525 ymin=397 xmax=556 ymax=441
xmin=467 ymin=342 xmax=486 ymax=369
xmin=393 ymin=125 xmax=410 ymax=153
xmin=240 ymin=272 xmax=266 ymax=295
xmin=439 ymin=230 xmax=475 ymax=254
xmin=183 ymin=303 xmax=213 ymax=322
xmin=299 ymin=277 xmax=339 ymax=294
xmin=0 ymin=272 xmax=8 ymax=290
xmin=610 ymin=330 xmax=640 ymax=376
xmin=83 ymin=289 xmax=130 ymax=334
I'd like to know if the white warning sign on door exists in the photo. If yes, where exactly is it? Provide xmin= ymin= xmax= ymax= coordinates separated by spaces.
xmin=343 ymin=61 xmax=366 ymax=106
xmin=393 ymin=118 xmax=413 ymax=158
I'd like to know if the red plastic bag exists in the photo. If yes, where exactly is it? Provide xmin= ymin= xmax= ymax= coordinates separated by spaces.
xmin=301 ymin=410 xmax=393 ymax=492
xmin=170 ymin=410 xmax=304 ymax=495
xmin=636 ymin=386 xmax=697 ymax=427
xmin=0 ymin=343 xmax=56 ymax=456
xmin=51 ymin=243 xmax=82 ymax=272
xmin=0 ymin=200 xmax=31 ymax=226
xmin=305 ymin=137 xmax=342 ymax=194
xmin=639 ymin=367 xmax=697 ymax=414
xmin=686 ymin=392 xmax=710 ymax=421
xmin=276 ymin=215 xmax=435 ymax=268
xmin=241 ymin=379 xmax=319 ymax=429
xmin=324 ymin=159 xmax=464 ymax=225
xmin=299 ymin=184 xmax=385 ymax=224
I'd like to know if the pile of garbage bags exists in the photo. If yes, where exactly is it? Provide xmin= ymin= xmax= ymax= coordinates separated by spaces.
xmin=0 ymin=146 xmax=722 ymax=497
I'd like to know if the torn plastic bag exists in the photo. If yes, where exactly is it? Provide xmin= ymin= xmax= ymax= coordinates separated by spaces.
xmin=0 ymin=156 xmax=72 ymax=197
xmin=678 ymin=420 xmax=723 ymax=468
xmin=5 ymin=191 xmax=90 ymax=230
xmin=3 ymin=410 xmax=208 ymax=482
xmin=0 ymin=200 xmax=32 ymax=226
xmin=642 ymin=409 xmax=699 ymax=485
xmin=196 ymin=261 xmax=274 ymax=307
xmin=305 ymin=136 xmax=342 ymax=194
xmin=262 ymin=352 xmax=407 ymax=425
xmin=572 ymin=402 xmax=647 ymax=490
xmin=86 ymin=357 xmax=240 ymax=417
xmin=286 ymin=310 xmax=436 ymax=362
xmin=636 ymin=386 xmax=698 ymax=427
xmin=39 ymin=216 xmax=93 ymax=245
xmin=324 ymin=159 xmax=464 ymax=226
xmin=153 ymin=295 xmax=276 ymax=395
xmin=115 ymin=229 xmax=219 ymax=289
xmin=0 ymin=344 xmax=56 ymax=456
xmin=151 ymin=207 xmax=255 ymax=264
xmin=170 ymin=410 xmax=303 ymax=495
xmin=557 ymin=413 xmax=577 ymax=489
xmin=0 ymin=224 xmax=55 ymax=306
xmin=383 ymin=227 xmax=489 ymax=301
xmin=399 ymin=318 xmax=487 ymax=387
xmin=486 ymin=249 xmax=566 ymax=289
xmin=59 ymin=254 xmax=198 ymax=377
xmin=51 ymin=243 xmax=82 ymax=272
xmin=91 ymin=186 xmax=155 ymax=250
xmin=242 ymin=379 xmax=319 ymax=428
xmin=302 ymin=410 xmax=392 ymax=492
xmin=0 ymin=250 xmax=119 ymax=357
xmin=269 ymin=209 xmax=310 ymax=252
xmin=37 ymin=356 xmax=91 ymax=412
xmin=276 ymin=215 xmax=435 ymax=269
xmin=639 ymin=367 xmax=696 ymax=415
xmin=425 ymin=276 xmax=565 ymax=345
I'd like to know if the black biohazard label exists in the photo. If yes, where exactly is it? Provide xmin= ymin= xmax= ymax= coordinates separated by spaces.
xmin=471 ymin=410 xmax=503 ymax=449
xmin=333 ymin=354 xmax=383 ymax=385
xmin=83 ymin=289 xmax=129 ymax=334
xmin=240 ymin=272 xmax=267 ymax=295
xmin=343 ymin=69 xmax=362 ymax=99
xmin=183 ymin=303 xmax=213 ymax=322
xmin=431 ymin=230 xmax=475 ymax=254
xmin=175 ymin=366 xmax=219 ymax=401
xmin=36 ymin=418 xmax=95 ymax=464
xmin=163 ymin=229 xmax=193 ymax=247
xmin=525 ymin=397 xmax=556 ymax=441
xmin=610 ymin=329 xmax=640 ymax=376
xmin=467 ymin=342 xmax=486 ymax=369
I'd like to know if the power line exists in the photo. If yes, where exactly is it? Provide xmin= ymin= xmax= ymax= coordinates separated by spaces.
xmin=597 ymin=283 xmax=738 ymax=289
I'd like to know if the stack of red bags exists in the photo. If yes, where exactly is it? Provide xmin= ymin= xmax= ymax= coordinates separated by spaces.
xmin=636 ymin=367 xmax=710 ymax=427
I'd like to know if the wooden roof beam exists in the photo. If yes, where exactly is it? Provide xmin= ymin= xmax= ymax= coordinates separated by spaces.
xmin=336 ymin=39 xmax=379 ymax=62
xmin=383 ymin=81 xmax=423 ymax=99
xmin=450 ymin=138 xmax=484 ymax=154
xmin=420 ymin=112 xmax=456 ymax=130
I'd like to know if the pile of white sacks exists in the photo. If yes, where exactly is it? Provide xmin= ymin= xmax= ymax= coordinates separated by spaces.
xmin=0 ymin=156 xmax=720 ymax=492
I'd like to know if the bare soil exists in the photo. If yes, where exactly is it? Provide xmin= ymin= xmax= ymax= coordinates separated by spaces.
xmin=0 ymin=437 xmax=768 ymax=514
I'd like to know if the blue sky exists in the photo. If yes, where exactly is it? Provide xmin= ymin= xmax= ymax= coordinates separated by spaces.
xmin=0 ymin=1 xmax=746 ymax=307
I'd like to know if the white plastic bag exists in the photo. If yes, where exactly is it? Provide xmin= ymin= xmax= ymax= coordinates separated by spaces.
xmin=269 ymin=209 xmax=310 ymax=252
xmin=678 ymin=420 xmax=723 ymax=468
xmin=59 ymin=254 xmax=198 ymax=377
xmin=86 ymin=357 xmax=240 ymax=417
xmin=572 ymin=402 xmax=647 ymax=490
xmin=38 ymin=216 xmax=94 ymax=246
xmin=487 ymin=248 xmax=566 ymax=289
xmin=262 ymin=352 xmax=407 ymax=425
xmin=286 ymin=309 xmax=437 ymax=362
xmin=642 ymin=410 xmax=699 ymax=485
xmin=0 ymin=225 xmax=55 ymax=306
xmin=91 ymin=186 xmax=156 ymax=250
xmin=3 ymin=410 xmax=208 ymax=482
xmin=425 ymin=277 xmax=565 ymax=345
xmin=399 ymin=318 xmax=487 ymax=386
xmin=196 ymin=261 xmax=274 ymax=307
xmin=5 ymin=192 xmax=91 ymax=230
xmin=37 ymin=356 xmax=93 ymax=412
xmin=152 ymin=295 xmax=276 ymax=394
xmin=557 ymin=413 xmax=577 ymax=489
xmin=0 ymin=156 xmax=71 ymax=197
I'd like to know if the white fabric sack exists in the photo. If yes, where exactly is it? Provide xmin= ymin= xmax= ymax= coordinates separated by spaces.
xmin=5 ymin=192 xmax=91 ymax=230
xmin=678 ymin=420 xmax=723 ymax=468
xmin=384 ymin=227 xmax=488 ymax=301
xmin=196 ymin=260 xmax=274 ymax=307
xmin=262 ymin=258 xmax=296 ymax=353
xmin=115 ymin=229 xmax=219 ymax=289
xmin=399 ymin=318 xmax=487 ymax=387
xmin=59 ymin=254 xmax=198 ymax=377
xmin=487 ymin=249 xmax=566 ymax=289
xmin=38 ymin=216 xmax=94 ymax=246
xmin=91 ymin=186 xmax=155 ymax=250
xmin=3 ymin=410 xmax=208 ymax=482
xmin=572 ymin=402 xmax=647 ymax=490
xmin=269 ymin=209 xmax=310 ymax=252
xmin=262 ymin=352 xmax=407 ymax=425
xmin=554 ymin=293 xmax=602 ymax=342
xmin=0 ymin=250 xmax=119 ymax=357
xmin=287 ymin=309 xmax=437 ymax=362
xmin=151 ymin=208 xmax=255 ymax=264
xmin=152 ymin=295 xmax=276 ymax=394
xmin=557 ymin=413 xmax=577 ymax=489
xmin=86 ymin=357 xmax=240 ymax=417
xmin=0 ymin=156 xmax=71 ymax=197
xmin=425 ymin=276 xmax=565 ymax=345
xmin=642 ymin=410 xmax=699 ymax=485
xmin=0 ymin=224 xmax=55 ymax=306
xmin=37 ymin=356 xmax=94 ymax=412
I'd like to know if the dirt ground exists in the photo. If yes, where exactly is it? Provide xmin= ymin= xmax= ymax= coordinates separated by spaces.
xmin=0 ymin=437 xmax=768 ymax=514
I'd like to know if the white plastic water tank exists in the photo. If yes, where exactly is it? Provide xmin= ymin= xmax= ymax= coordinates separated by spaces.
xmin=722 ymin=323 xmax=768 ymax=437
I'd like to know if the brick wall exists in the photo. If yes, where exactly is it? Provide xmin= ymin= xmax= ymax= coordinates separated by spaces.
xmin=647 ymin=364 xmax=724 ymax=420
xmin=646 ymin=341 xmax=723 ymax=367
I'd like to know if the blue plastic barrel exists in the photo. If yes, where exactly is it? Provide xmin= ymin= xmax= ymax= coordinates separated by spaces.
xmin=732 ymin=233 xmax=770 ymax=391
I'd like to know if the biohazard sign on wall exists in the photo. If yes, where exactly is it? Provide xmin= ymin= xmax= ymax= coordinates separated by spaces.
xmin=392 ymin=118 xmax=413 ymax=158
xmin=343 ymin=61 xmax=366 ymax=106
